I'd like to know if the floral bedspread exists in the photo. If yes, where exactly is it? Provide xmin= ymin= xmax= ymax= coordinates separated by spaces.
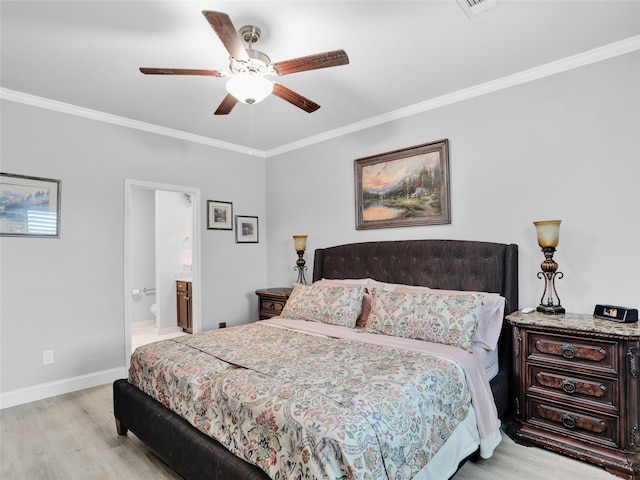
xmin=128 ymin=322 xmax=471 ymax=480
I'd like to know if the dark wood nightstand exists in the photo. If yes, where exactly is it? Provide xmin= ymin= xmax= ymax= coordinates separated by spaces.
xmin=506 ymin=311 xmax=640 ymax=479
xmin=255 ymin=287 xmax=292 ymax=320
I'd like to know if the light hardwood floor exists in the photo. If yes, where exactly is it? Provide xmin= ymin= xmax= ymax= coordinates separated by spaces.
xmin=1 ymin=384 xmax=616 ymax=480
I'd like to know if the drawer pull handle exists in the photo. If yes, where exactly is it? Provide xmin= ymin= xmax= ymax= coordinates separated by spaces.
xmin=561 ymin=345 xmax=576 ymax=359
xmin=561 ymin=413 xmax=577 ymax=429
xmin=561 ymin=379 xmax=577 ymax=394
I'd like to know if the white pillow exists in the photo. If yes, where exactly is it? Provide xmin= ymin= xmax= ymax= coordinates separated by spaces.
xmin=320 ymin=277 xmax=369 ymax=285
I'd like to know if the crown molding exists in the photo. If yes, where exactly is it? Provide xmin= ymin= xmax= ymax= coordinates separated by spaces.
xmin=2 ymin=36 xmax=638 ymax=159
xmin=0 ymin=88 xmax=266 ymax=158
xmin=266 ymin=35 xmax=640 ymax=157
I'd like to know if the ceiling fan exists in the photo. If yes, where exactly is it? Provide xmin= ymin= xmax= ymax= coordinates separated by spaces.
xmin=139 ymin=10 xmax=349 ymax=115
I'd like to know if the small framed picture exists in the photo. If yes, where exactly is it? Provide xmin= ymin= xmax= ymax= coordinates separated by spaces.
xmin=235 ymin=215 xmax=258 ymax=243
xmin=207 ymin=200 xmax=233 ymax=230
xmin=1 ymin=172 xmax=62 ymax=237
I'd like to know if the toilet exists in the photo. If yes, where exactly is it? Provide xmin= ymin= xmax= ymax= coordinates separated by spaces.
xmin=150 ymin=303 xmax=157 ymax=317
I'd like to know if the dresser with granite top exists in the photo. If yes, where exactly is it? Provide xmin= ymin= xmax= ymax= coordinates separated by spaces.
xmin=506 ymin=311 xmax=640 ymax=479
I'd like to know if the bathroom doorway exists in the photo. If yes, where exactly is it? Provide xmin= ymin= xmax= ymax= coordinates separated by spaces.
xmin=124 ymin=179 xmax=201 ymax=368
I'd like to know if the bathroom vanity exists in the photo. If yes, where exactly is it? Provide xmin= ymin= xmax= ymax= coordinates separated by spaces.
xmin=176 ymin=280 xmax=192 ymax=333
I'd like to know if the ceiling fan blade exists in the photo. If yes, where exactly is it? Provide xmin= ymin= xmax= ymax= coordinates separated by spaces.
xmin=272 ymin=49 xmax=349 ymax=76
xmin=272 ymin=83 xmax=320 ymax=113
xmin=202 ymin=11 xmax=249 ymax=62
xmin=214 ymin=94 xmax=239 ymax=115
xmin=140 ymin=68 xmax=223 ymax=77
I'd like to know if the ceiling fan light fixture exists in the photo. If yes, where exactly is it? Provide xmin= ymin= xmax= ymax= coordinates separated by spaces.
xmin=225 ymin=74 xmax=273 ymax=105
xmin=140 ymin=11 xmax=349 ymax=114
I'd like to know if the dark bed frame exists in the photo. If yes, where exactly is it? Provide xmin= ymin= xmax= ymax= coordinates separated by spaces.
xmin=113 ymin=239 xmax=518 ymax=480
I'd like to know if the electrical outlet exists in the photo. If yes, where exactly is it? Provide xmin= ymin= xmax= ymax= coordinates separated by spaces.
xmin=43 ymin=350 xmax=54 ymax=365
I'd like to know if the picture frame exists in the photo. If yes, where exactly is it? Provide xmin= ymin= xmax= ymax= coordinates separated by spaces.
xmin=207 ymin=200 xmax=233 ymax=230
xmin=0 ymin=172 xmax=61 ymax=238
xmin=235 ymin=215 xmax=259 ymax=243
xmin=354 ymin=139 xmax=450 ymax=230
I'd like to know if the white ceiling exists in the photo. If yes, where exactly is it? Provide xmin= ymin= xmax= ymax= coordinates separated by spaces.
xmin=1 ymin=1 xmax=639 ymax=157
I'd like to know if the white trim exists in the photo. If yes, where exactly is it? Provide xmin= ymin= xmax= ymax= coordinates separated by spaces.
xmin=0 ymin=88 xmax=261 ymax=157
xmin=266 ymin=35 xmax=640 ymax=156
xmin=124 ymin=179 xmax=203 ymax=370
xmin=2 ymin=36 xmax=638 ymax=158
xmin=0 ymin=367 xmax=126 ymax=410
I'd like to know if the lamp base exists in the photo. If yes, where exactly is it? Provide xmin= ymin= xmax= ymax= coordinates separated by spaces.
xmin=537 ymin=304 xmax=566 ymax=315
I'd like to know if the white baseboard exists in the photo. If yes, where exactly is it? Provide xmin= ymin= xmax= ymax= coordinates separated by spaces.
xmin=0 ymin=367 xmax=127 ymax=410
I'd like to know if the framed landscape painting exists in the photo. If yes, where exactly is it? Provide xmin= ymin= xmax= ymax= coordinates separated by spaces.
xmin=0 ymin=173 xmax=61 ymax=237
xmin=207 ymin=200 xmax=233 ymax=230
xmin=354 ymin=139 xmax=450 ymax=230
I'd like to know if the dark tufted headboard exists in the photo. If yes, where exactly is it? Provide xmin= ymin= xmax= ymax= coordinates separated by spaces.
xmin=313 ymin=239 xmax=518 ymax=419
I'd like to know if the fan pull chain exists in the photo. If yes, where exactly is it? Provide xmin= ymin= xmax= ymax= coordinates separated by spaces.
xmin=248 ymin=104 xmax=254 ymax=155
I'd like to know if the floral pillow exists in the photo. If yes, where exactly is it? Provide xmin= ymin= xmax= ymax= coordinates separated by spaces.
xmin=392 ymin=284 xmax=505 ymax=351
xmin=280 ymin=283 xmax=366 ymax=328
xmin=313 ymin=279 xmax=373 ymax=327
xmin=365 ymin=289 xmax=482 ymax=351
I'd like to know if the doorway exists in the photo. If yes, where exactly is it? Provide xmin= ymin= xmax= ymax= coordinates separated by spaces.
xmin=124 ymin=179 xmax=202 ymax=368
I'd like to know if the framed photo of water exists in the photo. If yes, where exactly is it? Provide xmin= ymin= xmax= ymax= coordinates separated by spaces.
xmin=0 ymin=173 xmax=61 ymax=237
xmin=354 ymin=139 xmax=450 ymax=230
xmin=207 ymin=199 xmax=233 ymax=230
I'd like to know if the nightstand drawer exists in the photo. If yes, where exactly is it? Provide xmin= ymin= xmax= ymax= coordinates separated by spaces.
xmin=528 ymin=332 xmax=617 ymax=373
xmin=255 ymin=288 xmax=292 ymax=321
xmin=528 ymin=365 xmax=617 ymax=410
xmin=260 ymin=298 xmax=286 ymax=315
xmin=527 ymin=397 xmax=619 ymax=449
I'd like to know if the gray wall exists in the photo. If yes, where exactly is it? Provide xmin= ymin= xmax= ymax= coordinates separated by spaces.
xmin=1 ymin=51 xmax=638 ymax=408
xmin=266 ymin=52 xmax=640 ymax=314
xmin=0 ymin=102 xmax=267 ymax=406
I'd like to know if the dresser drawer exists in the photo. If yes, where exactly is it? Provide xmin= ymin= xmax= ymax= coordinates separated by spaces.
xmin=528 ymin=365 xmax=617 ymax=410
xmin=528 ymin=332 xmax=617 ymax=373
xmin=527 ymin=397 xmax=620 ymax=449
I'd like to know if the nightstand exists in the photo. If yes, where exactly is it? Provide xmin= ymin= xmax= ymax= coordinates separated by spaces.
xmin=255 ymin=287 xmax=292 ymax=320
xmin=506 ymin=311 xmax=640 ymax=479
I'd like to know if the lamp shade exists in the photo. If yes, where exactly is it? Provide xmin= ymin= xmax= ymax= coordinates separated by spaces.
xmin=534 ymin=220 xmax=561 ymax=248
xmin=293 ymin=235 xmax=307 ymax=252
xmin=225 ymin=74 xmax=273 ymax=104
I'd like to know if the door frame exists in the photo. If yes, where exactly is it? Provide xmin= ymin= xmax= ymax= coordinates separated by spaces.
xmin=123 ymin=179 xmax=202 ymax=368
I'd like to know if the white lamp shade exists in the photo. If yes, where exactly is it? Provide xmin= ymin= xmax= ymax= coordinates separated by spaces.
xmin=534 ymin=220 xmax=561 ymax=248
xmin=225 ymin=74 xmax=273 ymax=104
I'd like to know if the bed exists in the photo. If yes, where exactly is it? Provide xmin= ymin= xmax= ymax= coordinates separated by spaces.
xmin=113 ymin=239 xmax=518 ymax=479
